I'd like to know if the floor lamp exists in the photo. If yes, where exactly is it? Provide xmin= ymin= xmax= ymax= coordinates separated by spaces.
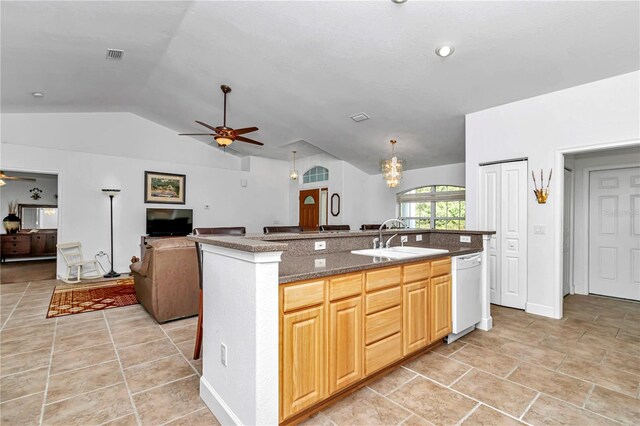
xmin=102 ymin=189 xmax=121 ymax=278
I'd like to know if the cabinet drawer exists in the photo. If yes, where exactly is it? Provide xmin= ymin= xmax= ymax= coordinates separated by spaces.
xmin=365 ymin=286 xmax=401 ymax=315
xmin=328 ymin=273 xmax=362 ymax=301
xmin=1 ymin=241 xmax=30 ymax=254
xmin=403 ymin=262 xmax=430 ymax=283
xmin=2 ymin=235 xmax=29 ymax=243
xmin=282 ymin=280 xmax=325 ymax=312
xmin=365 ymin=332 xmax=402 ymax=375
xmin=431 ymin=258 xmax=451 ymax=277
xmin=365 ymin=267 xmax=401 ymax=292
xmin=365 ymin=305 xmax=401 ymax=345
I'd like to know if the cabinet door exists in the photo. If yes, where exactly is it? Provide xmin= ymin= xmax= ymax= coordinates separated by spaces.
xmin=281 ymin=305 xmax=325 ymax=420
xmin=45 ymin=233 xmax=57 ymax=254
xmin=403 ymin=280 xmax=429 ymax=355
xmin=31 ymin=234 xmax=46 ymax=254
xmin=328 ymin=296 xmax=362 ymax=394
xmin=430 ymin=275 xmax=452 ymax=342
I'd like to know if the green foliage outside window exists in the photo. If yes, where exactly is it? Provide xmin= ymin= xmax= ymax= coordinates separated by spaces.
xmin=398 ymin=185 xmax=465 ymax=230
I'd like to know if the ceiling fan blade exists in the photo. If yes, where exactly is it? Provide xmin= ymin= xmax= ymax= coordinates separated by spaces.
xmin=179 ymin=133 xmax=215 ymax=136
xmin=235 ymin=136 xmax=264 ymax=146
xmin=195 ymin=120 xmax=221 ymax=133
xmin=233 ymin=127 xmax=259 ymax=135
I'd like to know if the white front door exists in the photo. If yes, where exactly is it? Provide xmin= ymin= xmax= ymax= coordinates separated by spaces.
xmin=500 ymin=161 xmax=528 ymax=309
xmin=563 ymin=168 xmax=573 ymax=296
xmin=589 ymin=167 xmax=640 ymax=301
xmin=479 ymin=164 xmax=501 ymax=305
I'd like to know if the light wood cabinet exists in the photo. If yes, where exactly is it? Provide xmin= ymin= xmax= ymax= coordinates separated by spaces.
xmin=328 ymin=296 xmax=362 ymax=394
xmin=281 ymin=305 xmax=325 ymax=420
xmin=280 ymin=257 xmax=452 ymax=422
xmin=430 ymin=274 xmax=452 ymax=343
xmin=403 ymin=280 xmax=429 ymax=355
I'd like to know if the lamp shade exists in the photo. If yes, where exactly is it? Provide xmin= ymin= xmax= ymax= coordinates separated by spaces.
xmin=102 ymin=189 xmax=121 ymax=197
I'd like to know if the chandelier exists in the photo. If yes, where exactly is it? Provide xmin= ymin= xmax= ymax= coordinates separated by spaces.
xmin=380 ymin=139 xmax=405 ymax=188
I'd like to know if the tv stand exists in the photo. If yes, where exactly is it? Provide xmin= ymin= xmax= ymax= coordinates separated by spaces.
xmin=140 ymin=235 xmax=185 ymax=258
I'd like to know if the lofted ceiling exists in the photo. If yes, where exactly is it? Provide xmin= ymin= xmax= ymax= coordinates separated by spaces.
xmin=2 ymin=1 xmax=638 ymax=173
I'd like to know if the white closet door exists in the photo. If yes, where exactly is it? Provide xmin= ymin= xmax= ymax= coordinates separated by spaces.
xmin=499 ymin=161 xmax=528 ymax=309
xmin=479 ymin=164 xmax=501 ymax=305
xmin=589 ymin=167 xmax=640 ymax=301
xmin=563 ymin=169 xmax=573 ymax=296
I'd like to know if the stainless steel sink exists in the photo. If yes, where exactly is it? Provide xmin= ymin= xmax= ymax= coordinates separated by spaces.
xmin=351 ymin=246 xmax=449 ymax=259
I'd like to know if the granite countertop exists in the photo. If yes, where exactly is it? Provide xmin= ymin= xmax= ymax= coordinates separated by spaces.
xmin=251 ymin=228 xmax=495 ymax=241
xmin=278 ymin=245 xmax=481 ymax=283
xmin=188 ymin=235 xmax=289 ymax=253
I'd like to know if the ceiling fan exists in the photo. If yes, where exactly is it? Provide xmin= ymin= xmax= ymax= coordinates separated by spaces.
xmin=0 ymin=171 xmax=36 ymax=186
xmin=179 ymin=85 xmax=264 ymax=148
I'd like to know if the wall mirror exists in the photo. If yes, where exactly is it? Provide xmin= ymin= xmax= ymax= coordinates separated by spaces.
xmin=330 ymin=193 xmax=340 ymax=217
xmin=19 ymin=204 xmax=58 ymax=230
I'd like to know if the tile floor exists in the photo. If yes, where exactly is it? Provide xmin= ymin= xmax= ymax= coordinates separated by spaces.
xmin=1 ymin=278 xmax=218 ymax=426
xmin=1 ymin=277 xmax=639 ymax=426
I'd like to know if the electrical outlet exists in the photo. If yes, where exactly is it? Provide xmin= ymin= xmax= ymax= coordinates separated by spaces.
xmin=400 ymin=236 xmax=408 ymax=243
xmin=314 ymin=258 xmax=326 ymax=268
xmin=221 ymin=343 xmax=227 ymax=366
xmin=416 ymin=235 xmax=423 ymax=242
xmin=314 ymin=241 xmax=326 ymax=250
xmin=460 ymin=235 xmax=471 ymax=243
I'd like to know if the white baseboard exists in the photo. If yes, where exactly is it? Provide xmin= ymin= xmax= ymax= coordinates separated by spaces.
xmin=200 ymin=376 xmax=242 ymax=426
xmin=476 ymin=316 xmax=493 ymax=331
xmin=525 ymin=302 xmax=558 ymax=319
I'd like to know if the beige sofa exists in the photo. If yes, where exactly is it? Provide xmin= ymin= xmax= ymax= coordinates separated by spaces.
xmin=129 ymin=237 xmax=199 ymax=323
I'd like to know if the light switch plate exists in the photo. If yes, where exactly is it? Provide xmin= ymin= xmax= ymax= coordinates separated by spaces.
xmin=460 ymin=235 xmax=471 ymax=243
xmin=314 ymin=241 xmax=326 ymax=250
xmin=416 ymin=235 xmax=423 ymax=241
xmin=534 ymin=225 xmax=546 ymax=234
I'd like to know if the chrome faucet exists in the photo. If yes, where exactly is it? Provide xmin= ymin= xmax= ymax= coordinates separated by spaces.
xmin=378 ymin=219 xmax=408 ymax=249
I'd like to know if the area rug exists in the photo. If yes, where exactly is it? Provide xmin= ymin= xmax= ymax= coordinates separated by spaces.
xmin=47 ymin=277 xmax=138 ymax=318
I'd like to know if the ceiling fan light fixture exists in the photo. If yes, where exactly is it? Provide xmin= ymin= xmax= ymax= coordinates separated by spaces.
xmin=435 ymin=45 xmax=455 ymax=57
xmin=215 ymin=136 xmax=234 ymax=146
xmin=0 ymin=179 xmax=5 ymax=186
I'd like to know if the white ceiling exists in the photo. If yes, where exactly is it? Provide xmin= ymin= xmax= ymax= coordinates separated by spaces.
xmin=2 ymin=1 xmax=638 ymax=173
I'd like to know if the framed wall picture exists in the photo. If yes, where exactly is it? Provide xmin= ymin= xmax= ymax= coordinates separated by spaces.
xmin=144 ymin=171 xmax=186 ymax=204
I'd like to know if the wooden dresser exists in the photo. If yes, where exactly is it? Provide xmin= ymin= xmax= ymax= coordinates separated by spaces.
xmin=1 ymin=232 xmax=57 ymax=262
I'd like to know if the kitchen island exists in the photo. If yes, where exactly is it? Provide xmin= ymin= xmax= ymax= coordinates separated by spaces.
xmin=189 ymin=229 xmax=494 ymax=425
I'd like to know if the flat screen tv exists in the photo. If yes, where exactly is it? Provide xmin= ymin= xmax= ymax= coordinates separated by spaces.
xmin=146 ymin=208 xmax=193 ymax=236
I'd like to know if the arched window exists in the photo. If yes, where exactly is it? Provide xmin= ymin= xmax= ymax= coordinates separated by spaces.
xmin=397 ymin=185 xmax=466 ymax=230
xmin=303 ymin=166 xmax=329 ymax=184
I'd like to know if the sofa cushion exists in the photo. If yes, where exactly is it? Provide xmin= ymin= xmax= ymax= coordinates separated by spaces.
xmin=149 ymin=237 xmax=194 ymax=250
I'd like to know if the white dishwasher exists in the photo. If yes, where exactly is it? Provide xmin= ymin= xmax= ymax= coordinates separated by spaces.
xmin=446 ymin=253 xmax=482 ymax=344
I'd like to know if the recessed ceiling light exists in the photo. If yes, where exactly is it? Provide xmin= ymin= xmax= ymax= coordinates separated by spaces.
xmin=32 ymin=92 xmax=44 ymax=98
xmin=435 ymin=45 xmax=455 ymax=58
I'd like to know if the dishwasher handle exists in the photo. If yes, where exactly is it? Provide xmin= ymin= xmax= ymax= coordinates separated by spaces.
xmin=455 ymin=254 xmax=482 ymax=270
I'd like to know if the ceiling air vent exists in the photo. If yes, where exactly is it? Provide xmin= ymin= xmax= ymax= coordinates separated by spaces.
xmin=106 ymin=49 xmax=124 ymax=60
xmin=350 ymin=112 xmax=370 ymax=122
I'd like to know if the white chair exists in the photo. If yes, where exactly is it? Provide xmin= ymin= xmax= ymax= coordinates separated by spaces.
xmin=57 ymin=242 xmax=102 ymax=283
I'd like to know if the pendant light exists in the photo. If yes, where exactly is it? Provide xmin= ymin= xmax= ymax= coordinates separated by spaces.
xmin=290 ymin=151 xmax=299 ymax=180
xmin=380 ymin=140 xmax=405 ymax=188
